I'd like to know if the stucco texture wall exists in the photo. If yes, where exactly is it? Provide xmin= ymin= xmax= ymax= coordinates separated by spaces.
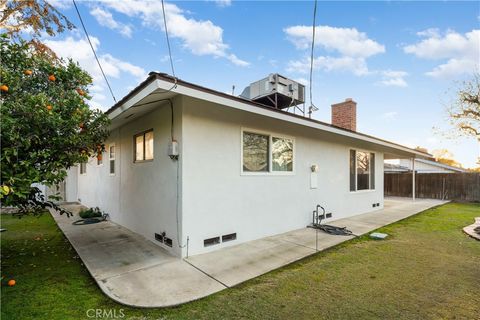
xmin=76 ymin=98 xmax=183 ymax=257
xmin=181 ymin=97 xmax=384 ymax=256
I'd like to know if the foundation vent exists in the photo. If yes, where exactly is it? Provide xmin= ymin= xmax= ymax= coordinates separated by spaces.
xmin=222 ymin=233 xmax=237 ymax=242
xmin=204 ymin=236 xmax=220 ymax=247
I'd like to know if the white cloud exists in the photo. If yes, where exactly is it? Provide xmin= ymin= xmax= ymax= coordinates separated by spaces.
xmin=97 ymin=0 xmax=248 ymax=66
xmin=416 ymin=28 xmax=440 ymax=38
xmin=160 ymin=55 xmax=170 ymax=63
xmin=226 ymin=53 xmax=249 ymax=67
xmin=426 ymin=58 xmax=477 ymax=78
xmin=404 ymin=29 xmax=480 ymax=78
xmin=44 ymin=36 xmax=147 ymax=109
xmin=287 ymin=56 xmax=369 ymax=76
xmin=212 ymin=0 xmax=232 ymax=7
xmin=285 ymin=25 xmax=384 ymax=76
xmin=377 ymin=70 xmax=408 ymax=87
xmin=285 ymin=25 xmax=385 ymax=58
xmin=90 ymin=7 xmax=133 ymax=38
xmin=380 ymin=78 xmax=408 ymax=87
xmin=144 ymin=38 xmax=157 ymax=46
xmin=47 ymin=0 xmax=72 ymax=9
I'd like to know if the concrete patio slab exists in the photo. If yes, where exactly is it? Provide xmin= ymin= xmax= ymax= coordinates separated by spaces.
xmin=52 ymin=198 xmax=447 ymax=307
xmin=186 ymin=198 xmax=447 ymax=288
xmin=187 ymin=235 xmax=317 ymax=287
xmin=51 ymin=205 xmax=226 ymax=307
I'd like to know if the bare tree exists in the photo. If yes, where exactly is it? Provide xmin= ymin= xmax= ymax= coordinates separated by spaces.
xmin=448 ymin=73 xmax=480 ymax=140
xmin=1 ymin=0 xmax=74 ymax=37
xmin=0 ymin=0 xmax=74 ymax=55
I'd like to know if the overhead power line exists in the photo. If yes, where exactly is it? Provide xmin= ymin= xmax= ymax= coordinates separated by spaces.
xmin=308 ymin=0 xmax=318 ymax=118
xmin=72 ymin=0 xmax=117 ymax=103
xmin=161 ymin=0 xmax=176 ymax=78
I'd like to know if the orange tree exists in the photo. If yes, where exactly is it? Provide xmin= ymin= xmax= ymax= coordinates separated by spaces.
xmin=0 ymin=35 xmax=109 ymax=215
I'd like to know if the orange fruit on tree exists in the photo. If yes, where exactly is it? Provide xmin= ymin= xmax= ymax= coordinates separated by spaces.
xmin=46 ymin=105 xmax=53 ymax=111
xmin=2 ymin=185 xmax=10 ymax=195
xmin=76 ymin=88 xmax=85 ymax=96
xmin=24 ymin=70 xmax=32 ymax=75
xmin=7 ymin=279 xmax=16 ymax=287
xmin=48 ymin=74 xmax=56 ymax=81
xmin=0 ymin=85 xmax=8 ymax=92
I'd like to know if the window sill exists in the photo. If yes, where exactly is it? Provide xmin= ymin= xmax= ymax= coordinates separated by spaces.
xmin=350 ymin=189 xmax=376 ymax=194
xmin=241 ymin=171 xmax=295 ymax=176
xmin=134 ymin=159 xmax=154 ymax=164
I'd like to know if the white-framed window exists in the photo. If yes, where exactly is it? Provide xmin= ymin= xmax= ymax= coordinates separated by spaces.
xmin=134 ymin=129 xmax=153 ymax=162
xmin=80 ymin=162 xmax=87 ymax=175
xmin=350 ymin=150 xmax=375 ymax=191
xmin=109 ymin=144 xmax=116 ymax=175
xmin=241 ymin=129 xmax=294 ymax=174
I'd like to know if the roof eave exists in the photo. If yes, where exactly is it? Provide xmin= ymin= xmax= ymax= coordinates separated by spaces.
xmin=104 ymin=72 xmax=433 ymax=159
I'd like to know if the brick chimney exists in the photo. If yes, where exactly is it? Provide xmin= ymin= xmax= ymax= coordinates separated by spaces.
xmin=331 ymin=98 xmax=357 ymax=131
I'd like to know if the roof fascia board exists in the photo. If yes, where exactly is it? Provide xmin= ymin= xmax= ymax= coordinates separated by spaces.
xmin=415 ymin=158 xmax=466 ymax=172
xmin=108 ymin=79 xmax=161 ymax=120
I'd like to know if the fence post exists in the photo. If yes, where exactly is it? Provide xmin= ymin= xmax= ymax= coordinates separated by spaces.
xmin=412 ymin=158 xmax=415 ymax=201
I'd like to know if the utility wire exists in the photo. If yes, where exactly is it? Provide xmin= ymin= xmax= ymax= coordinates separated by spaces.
xmin=308 ymin=0 xmax=318 ymax=117
xmin=161 ymin=0 xmax=176 ymax=78
xmin=72 ymin=0 xmax=117 ymax=103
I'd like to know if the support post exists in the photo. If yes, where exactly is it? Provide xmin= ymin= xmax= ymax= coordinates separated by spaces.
xmin=412 ymin=158 xmax=416 ymax=201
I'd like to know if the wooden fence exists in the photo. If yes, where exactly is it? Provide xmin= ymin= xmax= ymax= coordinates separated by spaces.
xmin=384 ymin=173 xmax=480 ymax=202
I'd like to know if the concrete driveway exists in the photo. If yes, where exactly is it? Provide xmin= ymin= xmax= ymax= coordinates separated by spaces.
xmin=53 ymin=198 xmax=447 ymax=307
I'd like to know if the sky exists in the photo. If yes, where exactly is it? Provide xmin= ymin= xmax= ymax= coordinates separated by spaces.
xmin=42 ymin=0 xmax=479 ymax=167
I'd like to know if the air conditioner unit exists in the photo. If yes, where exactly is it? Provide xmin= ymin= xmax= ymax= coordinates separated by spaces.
xmin=239 ymin=73 xmax=305 ymax=110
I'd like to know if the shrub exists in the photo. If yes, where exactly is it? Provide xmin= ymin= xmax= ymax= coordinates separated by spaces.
xmin=79 ymin=207 xmax=103 ymax=219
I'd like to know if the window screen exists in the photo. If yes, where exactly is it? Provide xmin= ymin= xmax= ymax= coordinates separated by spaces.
xmin=134 ymin=130 xmax=153 ymax=162
xmin=349 ymin=150 xmax=356 ymax=191
xmin=109 ymin=145 xmax=116 ymax=175
xmin=80 ymin=162 xmax=87 ymax=175
xmin=370 ymin=152 xmax=375 ymax=189
xmin=350 ymin=150 xmax=375 ymax=191
xmin=145 ymin=131 xmax=154 ymax=160
xmin=356 ymin=151 xmax=370 ymax=190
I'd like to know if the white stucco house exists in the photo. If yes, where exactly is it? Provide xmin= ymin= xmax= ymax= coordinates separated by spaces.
xmin=385 ymin=158 xmax=467 ymax=174
xmin=63 ymin=72 xmax=431 ymax=258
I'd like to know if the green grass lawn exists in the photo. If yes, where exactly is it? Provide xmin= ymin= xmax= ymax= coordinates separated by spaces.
xmin=1 ymin=202 xmax=479 ymax=320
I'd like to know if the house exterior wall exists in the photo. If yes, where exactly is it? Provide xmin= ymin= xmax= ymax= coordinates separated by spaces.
xmin=399 ymin=159 xmax=456 ymax=173
xmin=75 ymin=98 xmax=184 ymax=257
xmin=181 ymin=97 xmax=384 ymax=257
xmin=35 ymin=166 xmax=77 ymax=202
xmin=65 ymin=166 xmax=78 ymax=202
